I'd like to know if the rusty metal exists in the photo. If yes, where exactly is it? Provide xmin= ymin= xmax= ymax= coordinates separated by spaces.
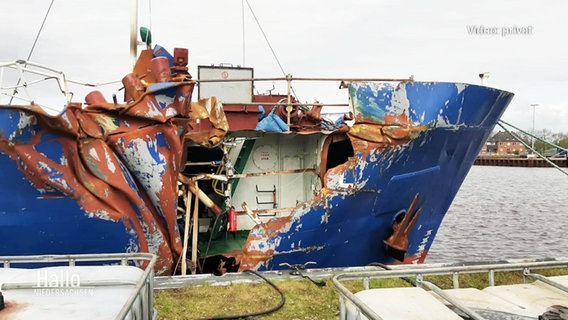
xmin=233 ymin=168 xmax=317 ymax=179
xmin=173 ymin=48 xmax=189 ymax=73
xmin=191 ymin=182 xmax=199 ymax=274
xmin=235 ymin=207 xmax=293 ymax=216
xmin=197 ymin=76 xmax=414 ymax=83
xmin=150 ymin=57 xmax=172 ymax=82
xmin=384 ymin=193 xmax=423 ymax=259
xmin=0 ymin=44 xmax=515 ymax=276
xmin=121 ymin=72 xmax=145 ymax=102
xmin=178 ymin=174 xmax=223 ymax=216
xmin=185 ymin=161 xmax=221 ymax=167
xmin=84 ymin=90 xmax=107 ymax=105
xmin=241 ymin=202 xmax=261 ymax=225
xmin=0 ymin=49 xmax=226 ymax=274
xmin=183 ymin=173 xmax=228 ymax=182
xmin=185 ymin=96 xmax=229 ymax=147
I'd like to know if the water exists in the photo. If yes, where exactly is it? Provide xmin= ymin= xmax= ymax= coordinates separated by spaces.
xmin=427 ymin=165 xmax=568 ymax=263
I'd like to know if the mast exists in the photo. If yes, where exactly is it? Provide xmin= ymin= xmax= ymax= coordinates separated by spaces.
xmin=130 ymin=0 xmax=138 ymax=68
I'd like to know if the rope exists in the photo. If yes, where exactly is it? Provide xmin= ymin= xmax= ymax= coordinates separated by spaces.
xmin=9 ymin=0 xmax=54 ymax=104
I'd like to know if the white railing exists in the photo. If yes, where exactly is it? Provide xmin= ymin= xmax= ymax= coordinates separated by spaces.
xmin=332 ymin=258 xmax=568 ymax=320
xmin=0 ymin=253 xmax=157 ymax=320
xmin=0 ymin=60 xmax=120 ymax=109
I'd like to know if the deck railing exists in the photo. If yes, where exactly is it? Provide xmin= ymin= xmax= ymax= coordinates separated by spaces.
xmin=0 ymin=252 xmax=157 ymax=320
xmin=332 ymin=258 xmax=568 ymax=320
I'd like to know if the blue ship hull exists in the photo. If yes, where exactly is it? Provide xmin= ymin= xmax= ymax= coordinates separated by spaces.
xmin=0 ymin=49 xmax=513 ymax=275
xmin=240 ymin=82 xmax=513 ymax=270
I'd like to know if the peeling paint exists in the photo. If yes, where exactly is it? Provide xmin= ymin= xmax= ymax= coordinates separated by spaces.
xmin=0 ymin=47 xmax=515 ymax=275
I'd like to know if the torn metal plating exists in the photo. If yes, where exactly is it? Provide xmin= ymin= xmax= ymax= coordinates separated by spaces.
xmin=0 ymin=44 xmax=514 ymax=275
xmin=0 ymin=49 xmax=230 ymax=274
xmin=230 ymin=81 xmax=514 ymax=271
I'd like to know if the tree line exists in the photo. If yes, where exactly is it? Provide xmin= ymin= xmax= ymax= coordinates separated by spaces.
xmin=518 ymin=129 xmax=568 ymax=155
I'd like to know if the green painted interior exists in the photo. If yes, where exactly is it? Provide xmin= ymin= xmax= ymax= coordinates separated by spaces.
xmin=231 ymin=139 xmax=256 ymax=195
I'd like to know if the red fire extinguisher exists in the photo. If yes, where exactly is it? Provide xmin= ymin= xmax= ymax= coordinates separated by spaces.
xmin=228 ymin=207 xmax=237 ymax=233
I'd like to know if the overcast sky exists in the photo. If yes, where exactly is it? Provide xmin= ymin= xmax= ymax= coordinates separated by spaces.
xmin=1 ymin=0 xmax=567 ymax=133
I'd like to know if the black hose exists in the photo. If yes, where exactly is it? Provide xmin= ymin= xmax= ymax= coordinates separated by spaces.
xmin=198 ymin=269 xmax=286 ymax=320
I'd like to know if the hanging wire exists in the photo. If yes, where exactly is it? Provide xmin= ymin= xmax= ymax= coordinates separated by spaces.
xmin=244 ymin=0 xmax=286 ymax=76
xmin=9 ymin=0 xmax=55 ymax=104
xmin=244 ymin=0 xmax=301 ymax=102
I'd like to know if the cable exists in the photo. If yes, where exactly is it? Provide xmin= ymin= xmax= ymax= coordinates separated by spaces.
xmin=199 ymin=269 xmax=286 ymax=320
xmin=244 ymin=0 xmax=285 ymax=77
xmin=243 ymin=1 xmax=302 ymax=106
xmin=9 ymin=0 xmax=54 ymax=104
xmin=279 ymin=262 xmax=326 ymax=287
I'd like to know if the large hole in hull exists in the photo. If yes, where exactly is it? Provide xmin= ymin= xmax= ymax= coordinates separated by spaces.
xmin=326 ymin=136 xmax=354 ymax=170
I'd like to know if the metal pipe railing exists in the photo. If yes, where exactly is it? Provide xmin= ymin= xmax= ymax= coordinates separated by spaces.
xmin=0 ymin=253 xmax=156 ymax=320
xmin=332 ymin=258 xmax=568 ymax=320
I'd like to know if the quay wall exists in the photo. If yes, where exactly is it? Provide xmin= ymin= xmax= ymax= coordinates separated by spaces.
xmin=474 ymin=157 xmax=568 ymax=167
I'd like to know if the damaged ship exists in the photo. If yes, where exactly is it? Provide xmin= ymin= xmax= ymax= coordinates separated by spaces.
xmin=0 ymin=34 xmax=514 ymax=275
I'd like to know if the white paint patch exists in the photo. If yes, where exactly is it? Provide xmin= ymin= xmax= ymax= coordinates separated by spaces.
xmin=103 ymin=146 xmax=116 ymax=173
xmin=118 ymin=137 xmax=166 ymax=210
xmin=387 ymin=83 xmax=410 ymax=117
xmin=60 ymin=111 xmax=73 ymax=130
xmin=326 ymin=172 xmax=352 ymax=190
xmin=455 ymin=83 xmax=467 ymax=95
xmin=87 ymin=209 xmax=113 ymax=221
xmin=59 ymin=155 xmax=67 ymax=166
xmin=9 ymin=112 xmax=35 ymax=141
xmin=37 ymin=160 xmax=73 ymax=192
xmin=320 ymin=211 xmax=330 ymax=224
xmin=366 ymin=82 xmax=391 ymax=97
xmin=88 ymin=147 xmax=100 ymax=161
xmin=165 ymin=107 xmax=177 ymax=117
xmin=143 ymin=221 xmax=165 ymax=257
xmin=355 ymin=160 xmax=371 ymax=188
xmin=125 ymin=238 xmax=140 ymax=253
xmin=413 ymin=229 xmax=433 ymax=263
xmin=247 ymin=236 xmax=282 ymax=253
xmin=154 ymin=94 xmax=173 ymax=116
xmin=144 ymin=100 xmax=164 ymax=118
xmin=435 ymin=111 xmax=452 ymax=127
